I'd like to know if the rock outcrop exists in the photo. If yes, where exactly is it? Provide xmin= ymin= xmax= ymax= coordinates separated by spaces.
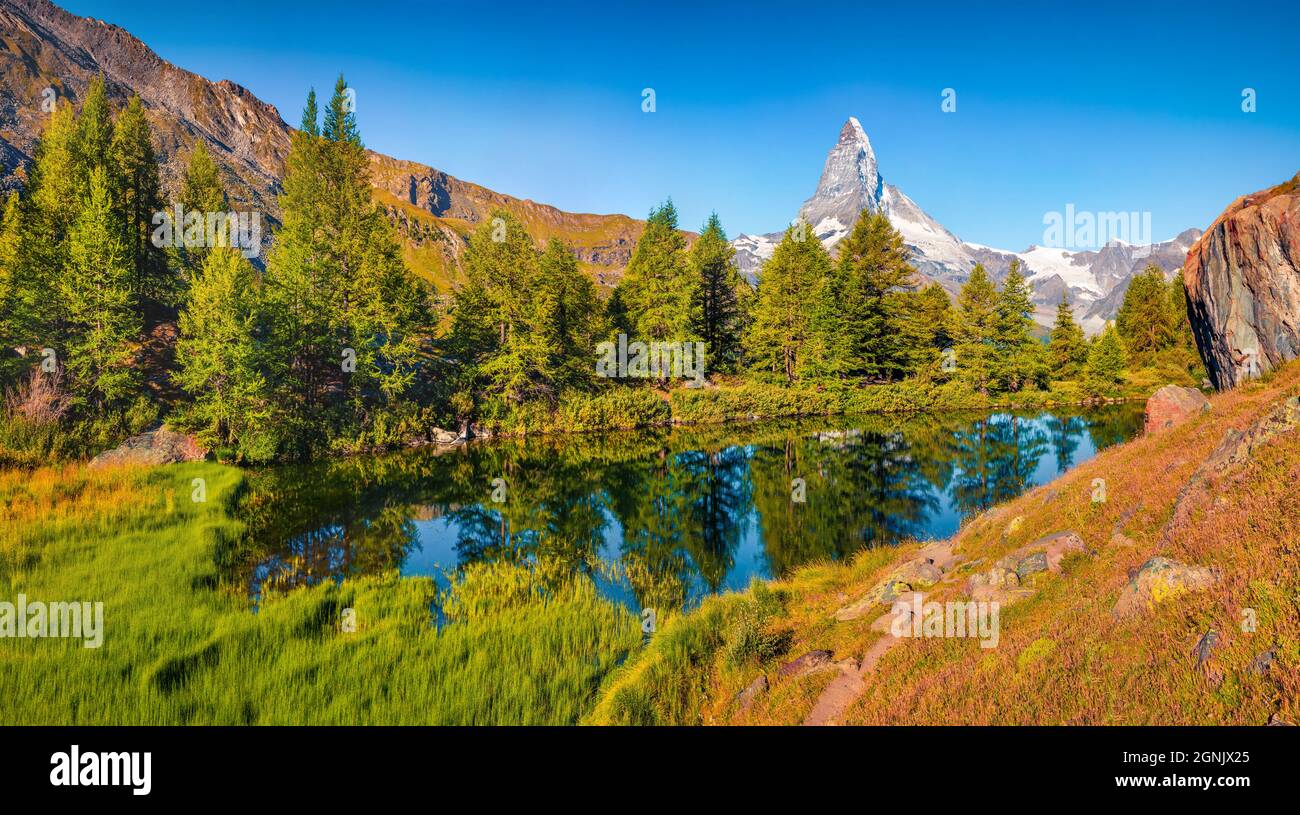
xmin=87 ymin=428 xmax=207 ymax=469
xmin=1144 ymin=385 xmax=1211 ymax=434
xmin=1112 ymin=556 xmax=1218 ymax=618
xmin=1184 ymin=173 xmax=1300 ymax=389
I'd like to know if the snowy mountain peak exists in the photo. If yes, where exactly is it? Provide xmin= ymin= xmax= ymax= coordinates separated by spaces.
xmin=730 ymin=117 xmax=1198 ymax=336
xmin=841 ymin=116 xmax=870 ymax=146
xmin=799 ymin=117 xmax=883 ymax=244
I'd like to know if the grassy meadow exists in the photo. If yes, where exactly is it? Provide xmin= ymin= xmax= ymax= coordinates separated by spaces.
xmin=0 ymin=462 xmax=640 ymax=724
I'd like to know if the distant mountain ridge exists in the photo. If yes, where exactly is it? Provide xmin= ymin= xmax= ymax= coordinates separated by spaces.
xmin=0 ymin=0 xmax=643 ymax=289
xmin=732 ymin=117 xmax=1199 ymax=334
xmin=2 ymin=0 xmax=1197 ymax=319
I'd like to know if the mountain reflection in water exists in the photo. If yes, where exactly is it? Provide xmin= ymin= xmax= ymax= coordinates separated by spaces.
xmin=236 ymin=405 xmax=1142 ymax=613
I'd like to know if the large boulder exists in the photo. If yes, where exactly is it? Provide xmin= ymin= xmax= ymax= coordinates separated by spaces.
xmin=1113 ymin=556 xmax=1218 ymax=618
xmin=1144 ymin=385 xmax=1210 ymax=434
xmin=1184 ymin=173 xmax=1300 ymax=389
xmin=87 ymin=428 xmax=207 ymax=469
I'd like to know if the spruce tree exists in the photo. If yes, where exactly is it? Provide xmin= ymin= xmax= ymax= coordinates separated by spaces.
xmin=20 ymin=103 xmax=81 ymax=349
xmin=536 ymin=237 xmax=603 ymax=393
xmin=1047 ymin=295 xmax=1088 ymax=380
xmin=0 ymin=193 xmax=23 ymax=384
xmin=688 ymin=212 xmax=745 ymax=375
xmin=175 ymin=140 xmax=229 ymax=285
xmin=74 ymin=77 xmax=114 ymax=184
xmin=993 ymin=259 xmax=1039 ymax=391
xmin=263 ymin=79 xmax=430 ymax=454
xmin=894 ymin=283 xmax=954 ymax=377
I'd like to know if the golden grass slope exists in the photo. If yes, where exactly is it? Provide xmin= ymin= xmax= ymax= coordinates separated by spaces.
xmin=592 ymin=362 xmax=1300 ymax=726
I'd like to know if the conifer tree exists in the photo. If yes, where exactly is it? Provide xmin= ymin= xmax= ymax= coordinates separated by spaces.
xmin=74 ymin=77 xmax=114 ymax=184
xmin=688 ymin=212 xmax=745 ymax=374
xmin=262 ymin=79 xmax=430 ymax=454
xmin=175 ymin=247 xmax=271 ymax=459
xmin=61 ymin=166 xmax=140 ymax=408
xmin=833 ymin=210 xmax=916 ymax=380
xmin=745 ymin=223 xmax=832 ymax=383
xmin=111 ymin=95 xmax=169 ymax=310
xmin=992 ymin=259 xmax=1039 ymax=391
xmin=1047 ymin=295 xmax=1088 ymax=380
xmin=1116 ymin=265 xmax=1175 ymax=359
xmin=175 ymin=140 xmax=229 ymax=285
xmin=0 ymin=193 xmax=23 ymax=384
xmin=894 ymin=283 xmax=954 ymax=376
xmin=954 ymin=264 xmax=999 ymax=393
xmin=536 ymin=237 xmax=604 ymax=393
xmin=1086 ymin=321 xmax=1128 ymax=394
xmin=20 ymin=103 xmax=81 ymax=349
xmin=451 ymin=210 xmax=544 ymax=404
xmin=620 ymin=200 xmax=696 ymax=349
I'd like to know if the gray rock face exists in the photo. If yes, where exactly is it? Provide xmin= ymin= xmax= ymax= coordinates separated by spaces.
xmin=1184 ymin=173 xmax=1300 ymax=389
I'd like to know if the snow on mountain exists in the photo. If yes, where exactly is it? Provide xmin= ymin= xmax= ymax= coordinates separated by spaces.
xmin=731 ymin=117 xmax=1198 ymax=334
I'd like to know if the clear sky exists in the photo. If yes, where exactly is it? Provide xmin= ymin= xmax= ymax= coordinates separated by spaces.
xmin=63 ymin=0 xmax=1300 ymax=249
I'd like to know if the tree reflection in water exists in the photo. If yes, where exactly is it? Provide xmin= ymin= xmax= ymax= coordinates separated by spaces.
xmin=237 ymin=404 xmax=1142 ymax=613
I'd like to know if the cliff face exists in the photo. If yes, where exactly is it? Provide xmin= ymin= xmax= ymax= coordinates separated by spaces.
xmin=0 ymin=0 xmax=641 ymax=287
xmin=1183 ymin=173 xmax=1300 ymax=389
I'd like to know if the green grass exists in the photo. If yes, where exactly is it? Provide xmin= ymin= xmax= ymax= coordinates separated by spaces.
xmin=0 ymin=462 xmax=641 ymax=724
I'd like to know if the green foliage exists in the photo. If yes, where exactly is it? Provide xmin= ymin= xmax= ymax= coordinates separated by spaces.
xmin=688 ymin=212 xmax=747 ymax=374
xmin=1116 ymin=265 xmax=1177 ymax=360
xmin=261 ymin=77 xmax=432 ymax=456
xmin=1048 ymin=295 xmax=1089 ymax=380
xmin=618 ymin=200 xmax=696 ymax=347
xmin=173 ymin=140 xmax=228 ymax=286
xmin=829 ymin=210 xmax=920 ymax=381
xmin=448 ymin=212 xmax=604 ymax=417
xmin=174 ymin=248 xmax=274 ymax=461
xmin=61 ymin=166 xmax=141 ymax=408
xmin=744 ymin=223 xmax=833 ymax=383
xmin=111 ymin=96 xmax=169 ymax=310
xmin=1086 ymin=322 xmax=1128 ymax=395
xmin=955 ymin=264 xmax=1000 ymax=393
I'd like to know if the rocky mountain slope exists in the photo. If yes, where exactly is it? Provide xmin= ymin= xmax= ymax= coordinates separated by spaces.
xmin=1184 ymin=172 xmax=1300 ymax=389
xmin=732 ymin=117 xmax=1199 ymax=333
xmin=0 ymin=0 xmax=641 ymax=289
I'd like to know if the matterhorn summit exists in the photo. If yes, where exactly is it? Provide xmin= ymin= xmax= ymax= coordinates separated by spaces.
xmin=731 ymin=117 xmax=1198 ymax=333
xmin=799 ymin=117 xmax=884 ymax=244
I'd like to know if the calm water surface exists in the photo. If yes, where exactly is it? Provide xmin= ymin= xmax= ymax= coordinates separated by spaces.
xmin=236 ymin=405 xmax=1143 ymax=613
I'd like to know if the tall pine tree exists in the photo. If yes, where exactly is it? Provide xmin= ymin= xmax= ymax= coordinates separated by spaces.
xmin=688 ymin=212 xmax=746 ymax=375
xmin=1047 ymin=295 xmax=1088 ymax=380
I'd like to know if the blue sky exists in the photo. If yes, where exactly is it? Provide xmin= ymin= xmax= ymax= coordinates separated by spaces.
xmin=65 ymin=0 xmax=1300 ymax=249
